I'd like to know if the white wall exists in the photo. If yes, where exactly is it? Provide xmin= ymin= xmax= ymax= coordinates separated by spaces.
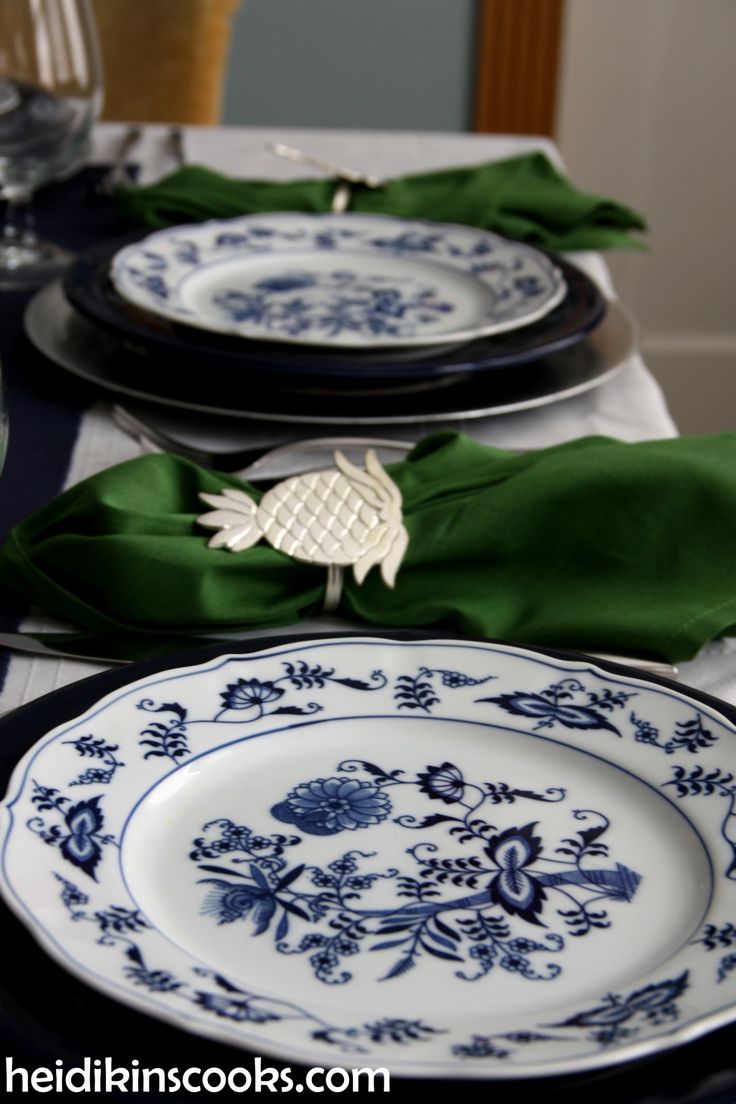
xmin=556 ymin=0 xmax=736 ymax=434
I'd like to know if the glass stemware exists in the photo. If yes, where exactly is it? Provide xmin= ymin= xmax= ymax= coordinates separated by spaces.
xmin=0 ymin=0 xmax=103 ymax=290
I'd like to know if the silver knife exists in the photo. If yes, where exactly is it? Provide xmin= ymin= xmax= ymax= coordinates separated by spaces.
xmin=0 ymin=630 xmax=235 ymax=664
xmin=0 ymin=629 xmax=680 ymax=680
xmin=0 ymin=628 xmax=322 ymax=665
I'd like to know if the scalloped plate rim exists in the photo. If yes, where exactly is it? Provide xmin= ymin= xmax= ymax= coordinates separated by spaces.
xmin=109 ymin=213 xmax=567 ymax=350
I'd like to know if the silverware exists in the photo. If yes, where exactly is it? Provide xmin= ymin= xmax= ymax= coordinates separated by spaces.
xmin=268 ymin=141 xmax=382 ymax=214
xmin=580 ymin=653 xmax=679 ymax=681
xmin=0 ymin=629 xmax=680 ymax=680
xmin=167 ymin=125 xmax=186 ymax=168
xmin=330 ymin=179 xmax=352 ymax=213
xmin=267 ymin=142 xmax=382 ymax=189
xmin=111 ymin=404 xmax=413 ymax=476
xmin=96 ymin=125 xmax=142 ymax=195
xmin=0 ymin=628 xmax=364 ymax=665
xmin=0 ymin=630 xmax=244 ymax=664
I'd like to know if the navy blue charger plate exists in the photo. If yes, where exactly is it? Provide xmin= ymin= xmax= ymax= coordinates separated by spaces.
xmin=0 ymin=632 xmax=735 ymax=1103
xmin=30 ymin=280 xmax=616 ymax=424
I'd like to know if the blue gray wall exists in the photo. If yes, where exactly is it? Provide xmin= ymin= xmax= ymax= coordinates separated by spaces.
xmin=222 ymin=0 xmax=477 ymax=131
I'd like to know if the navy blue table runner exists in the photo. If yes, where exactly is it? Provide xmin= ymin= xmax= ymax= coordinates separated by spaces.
xmin=0 ymin=169 xmax=130 ymax=625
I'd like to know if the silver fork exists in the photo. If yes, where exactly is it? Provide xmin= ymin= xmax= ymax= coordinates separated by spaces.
xmin=267 ymin=142 xmax=382 ymax=189
xmin=268 ymin=142 xmax=382 ymax=213
xmin=111 ymin=405 xmax=413 ymax=475
xmin=167 ymin=125 xmax=186 ymax=169
xmin=96 ymin=125 xmax=143 ymax=196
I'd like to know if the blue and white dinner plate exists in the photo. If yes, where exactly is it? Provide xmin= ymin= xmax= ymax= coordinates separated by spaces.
xmin=2 ymin=636 xmax=735 ymax=1078
xmin=110 ymin=214 xmax=567 ymax=349
xmin=65 ymin=236 xmax=605 ymax=382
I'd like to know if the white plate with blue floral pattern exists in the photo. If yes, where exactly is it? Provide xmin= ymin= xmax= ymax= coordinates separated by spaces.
xmin=109 ymin=214 xmax=567 ymax=349
xmin=2 ymin=637 xmax=735 ymax=1078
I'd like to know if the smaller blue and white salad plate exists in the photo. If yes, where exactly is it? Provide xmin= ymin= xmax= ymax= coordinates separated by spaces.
xmin=110 ymin=214 xmax=567 ymax=349
xmin=2 ymin=636 xmax=735 ymax=1078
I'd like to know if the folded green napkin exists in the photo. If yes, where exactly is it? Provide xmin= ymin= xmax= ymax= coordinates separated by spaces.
xmin=116 ymin=153 xmax=647 ymax=252
xmin=1 ymin=432 xmax=734 ymax=663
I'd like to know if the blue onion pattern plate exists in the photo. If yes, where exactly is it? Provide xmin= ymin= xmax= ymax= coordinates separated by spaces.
xmin=110 ymin=214 xmax=567 ymax=349
xmin=1 ymin=637 xmax=735 ymax=1078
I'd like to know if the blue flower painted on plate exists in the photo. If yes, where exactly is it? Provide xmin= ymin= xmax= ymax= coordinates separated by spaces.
xmin=193 ymin=991 xmax=281 ymax=1023
xmin=173 ymin=241 xmax=200 ymax=265
xmin=548 ymin=971 xmax=689 ymax=1046
xmin=478 ymin=678 xmax=637 ymax=735
xmin=631 ymin=711 xmax=717 ymax=754
xmin=394 ymin=666 xmax=495 ymax=713
xmin=314 ymin=231 xmax=340 ymax=249
xmin=271 ymin=776 xmax=393 ymax=835
xmin=416 ymin=762 xmax=466 ymax=804
xmin=317 ymin=1018 xmax=444 ymax=1047
xmin=191 ymin=759 xmax=640 ymax=986
xmin=55 ymin=873 xmax=89 ymax=911
xmin=370 ymin=231 xmax=443 ymax=253
xmin=220 ymin=678 xmax=285 ymax=711
xmin=514 ymin=275 xmax=544 ymax=296
xmin=210 ymin=271 xmax=454 ymax=340
xmin=27 ymin=784 xmax=116 ymax=880
xmin=254 ymin=273 xmax=317 ymax=293
xmin=62 ymin=734 xmax=125 ymax=786
xmin=452 ymin=1029 xmax=565 ymax=1060
xmin=486 ymin=823 xmax=546 ymax=924
xmin=367 ymin=230 xmax=490 ymax=258
xmin=210 ymin=291 xmax=273 ymax=326
xmin=133 ymin=659 xmax=388 ymax=765
xmin=202 ymin=867 xmax=280 ymax=933
xmin=211 ymin=227 xmax=284 ymax=251
xmin=137 ymin=274 xmax=168 ymax=299
xmin=59 ymin=798 xmax=107 ymax=878
xmin=214 ymin=232 xmax=251 ymax=247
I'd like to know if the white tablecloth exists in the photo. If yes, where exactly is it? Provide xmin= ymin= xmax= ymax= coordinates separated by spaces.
xmin=7 ymin=125 xmax=733 ymax=715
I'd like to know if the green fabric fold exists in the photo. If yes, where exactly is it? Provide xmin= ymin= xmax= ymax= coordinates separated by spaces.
xmin=116 ymin=153 xmax=647 ymax=251
xmin=1 ymin=431 xmax=735 ymax=662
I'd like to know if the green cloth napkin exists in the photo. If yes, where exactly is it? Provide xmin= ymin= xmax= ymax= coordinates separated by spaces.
xmin=1 ymin=432 xmax=734 ymax=663
xmin=116 ymin=153 xmax=647 ymax=252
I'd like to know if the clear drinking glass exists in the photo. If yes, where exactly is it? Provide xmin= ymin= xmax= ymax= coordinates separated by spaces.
xmin=0 ymin=0 xmax=103 ymax=290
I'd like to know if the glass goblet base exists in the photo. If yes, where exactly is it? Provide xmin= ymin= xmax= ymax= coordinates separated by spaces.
xmin=0 ymin=234 xmax=73 ymax=290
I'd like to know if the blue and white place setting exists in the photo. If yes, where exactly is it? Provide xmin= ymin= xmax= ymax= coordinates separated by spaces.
xmin=109 ymin=213 xmax=567 ymax=349
xmin=2 ymin=636 xmax=736 ymax=1078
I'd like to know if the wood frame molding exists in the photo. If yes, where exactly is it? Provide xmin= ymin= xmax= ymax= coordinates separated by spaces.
xmin=474 ymin=0 xmax=566 ymax=136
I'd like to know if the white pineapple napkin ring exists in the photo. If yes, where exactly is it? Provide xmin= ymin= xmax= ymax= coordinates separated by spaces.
xmin=196 ymin=450 xmax=409 ymax=612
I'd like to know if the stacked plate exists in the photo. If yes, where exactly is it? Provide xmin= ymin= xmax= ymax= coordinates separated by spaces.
xmin=27 ymin=212 xmax=628 ymax=425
